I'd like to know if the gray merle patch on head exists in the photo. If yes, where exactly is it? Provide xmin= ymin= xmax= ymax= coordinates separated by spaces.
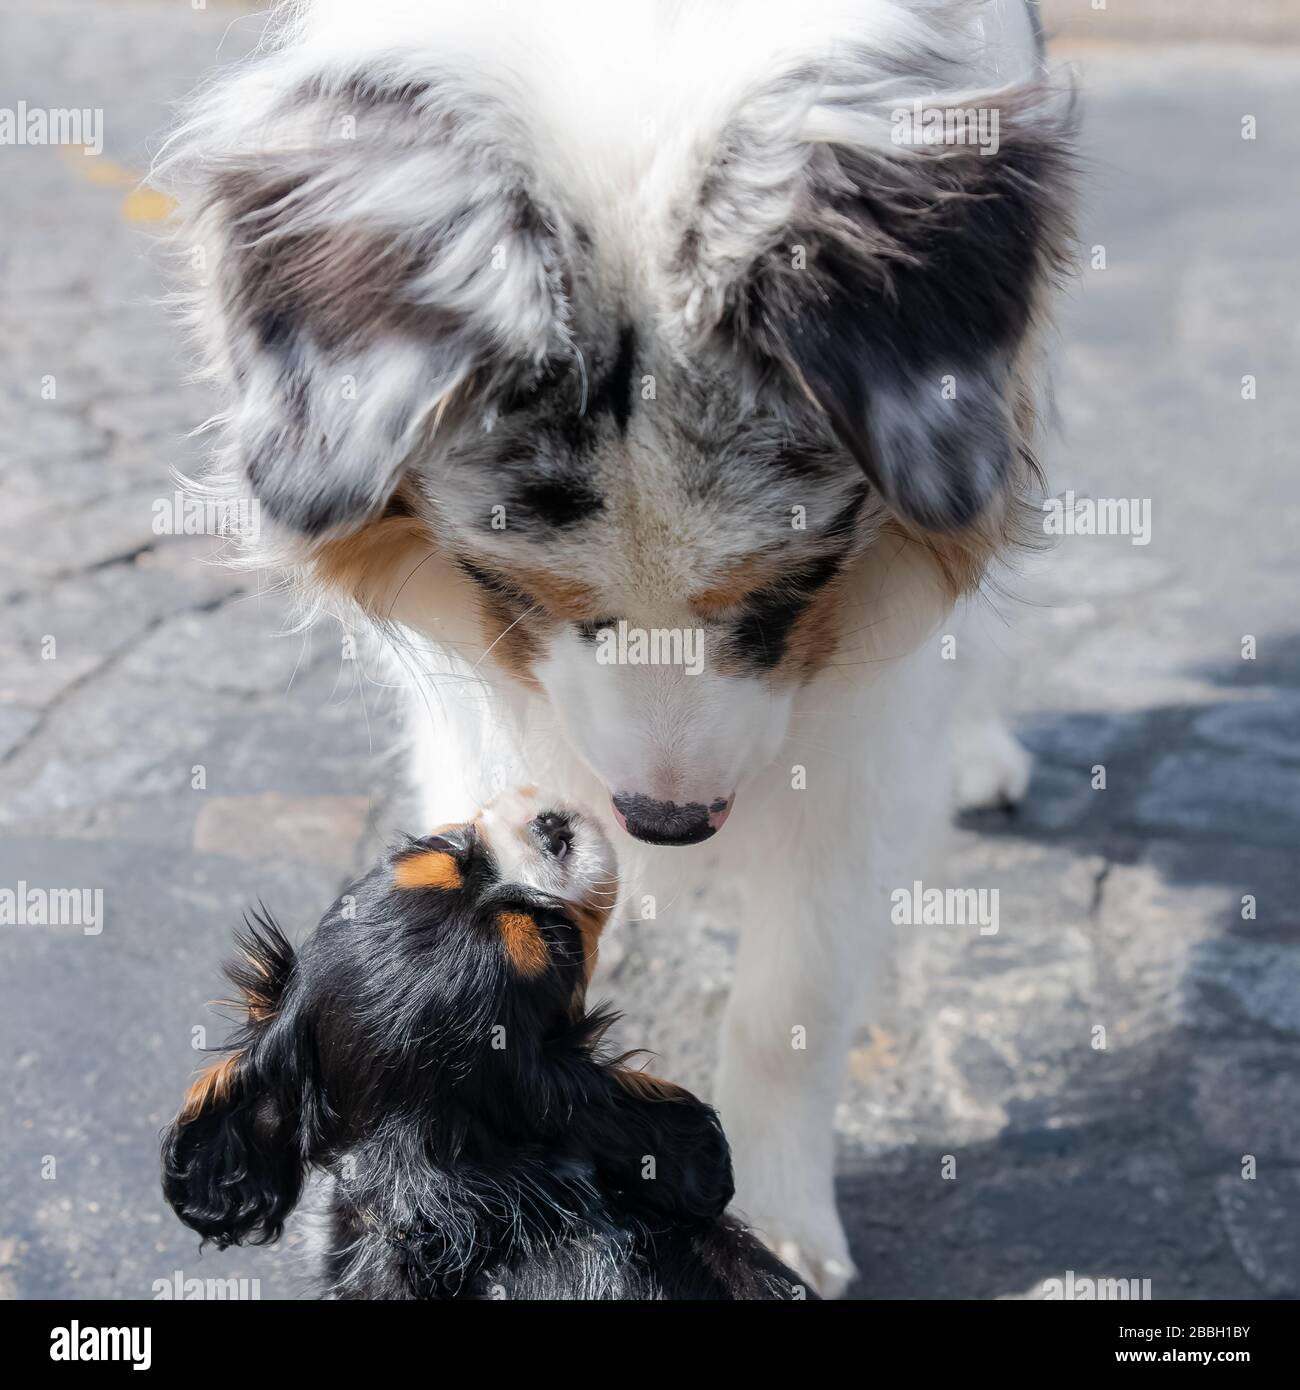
xmin=463 ymin=393 xmax=608 ymax=537
xmin=584 ymin=325 xmax=639 ymax=434
xmin=506 ymin=476 xmax=605 ymax=532
xmin=457 ymin=323 xmax=652 ymax=540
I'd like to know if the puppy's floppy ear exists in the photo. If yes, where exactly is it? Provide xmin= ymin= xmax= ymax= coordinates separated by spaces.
xmin=677 ymin=70 xmax=1076 ymax=531
xmin=558 ymin=1055 xmax=735 ymax=1222
xmin=166 ymin=54 xmax=572 ymax=536
xmin=162 ymin=912 xmax=318 ymax=1248
xmin=600 ymin=1067 xmax=736 ymax=1221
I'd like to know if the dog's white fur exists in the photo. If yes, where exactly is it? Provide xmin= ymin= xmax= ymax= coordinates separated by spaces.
xmin=391 ymin=540 xmax=1031 ymax=1297
xmin=167 ymin=0 xmax=1064 ymax=1296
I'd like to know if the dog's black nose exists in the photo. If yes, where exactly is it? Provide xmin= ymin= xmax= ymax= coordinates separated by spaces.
xmin=610 ymin=794 xmax=730 ymax=847
xmin=531 ymin=810 xmax=574 ymax=860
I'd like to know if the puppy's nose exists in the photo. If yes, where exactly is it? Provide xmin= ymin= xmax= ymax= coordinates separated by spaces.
xmin=531 ymin=810 xmax=574 ymax=859
xmin=610 ymin=793 xmax=733 ymax=846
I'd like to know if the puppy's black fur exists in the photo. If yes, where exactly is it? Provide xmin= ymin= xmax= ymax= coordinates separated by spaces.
xmin=161 ymin=827 xmax=811 ymax=1299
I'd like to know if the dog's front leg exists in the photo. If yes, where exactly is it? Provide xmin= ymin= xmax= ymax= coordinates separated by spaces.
xmin=715 ymin=657 xmax=946 ymax=1300
xmin=714 ymin=829 xmax=877 ymax=1300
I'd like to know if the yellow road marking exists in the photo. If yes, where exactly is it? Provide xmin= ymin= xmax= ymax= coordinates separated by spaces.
xmin=57 ymin=144 xmax=177 ymax=224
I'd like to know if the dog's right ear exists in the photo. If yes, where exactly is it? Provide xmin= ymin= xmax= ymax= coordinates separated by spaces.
xmin=161 ymin=913 xmax=317 ymax=1248
xmin=165 ymin=54 xmax=573 ymax=536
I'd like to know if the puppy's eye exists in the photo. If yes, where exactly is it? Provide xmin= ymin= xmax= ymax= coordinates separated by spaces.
xmin=531 ymin=811 xmax=573 ymax=861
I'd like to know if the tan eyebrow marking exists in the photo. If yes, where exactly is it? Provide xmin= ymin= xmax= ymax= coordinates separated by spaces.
xmin=688 ymin=554 xmax=782 ymax=615
xmin=496 ymin=910 xmax=549 ymax=976
xmin=394 ymin=850 xmax=464 ymax=891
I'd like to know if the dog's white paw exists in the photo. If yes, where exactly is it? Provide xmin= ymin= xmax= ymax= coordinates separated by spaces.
xmin=744 ymin=1201 xmax=857 ymax=1299
xmin=952 ymin=718 xmax=1033 ymax=811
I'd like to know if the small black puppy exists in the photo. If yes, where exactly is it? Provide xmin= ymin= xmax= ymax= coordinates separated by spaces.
xmin=162 ymin=788 xmax=811 ymax=1299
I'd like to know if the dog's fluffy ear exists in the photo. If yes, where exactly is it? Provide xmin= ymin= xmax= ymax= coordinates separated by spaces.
xmin=548 ymin=1058 xmax=735 ymax=1222
xmin=161 ymin=913 xmax=316 ymax=1248
xmin=167 ymin=56 xmax=572 ymax=536
xmin=676 ymin=76 xmax=1076 ymax=531
xmin=598 ymin=1067 xmax=736 ymax=1221
xmin=486 ymin=992 xmax=735 ymax=1219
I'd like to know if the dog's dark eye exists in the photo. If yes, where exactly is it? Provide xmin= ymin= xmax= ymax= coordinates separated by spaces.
xmin=531 ymin=811 xmax=573 ymax=861
xmin=575 ymin=617 xmax=618 ymax=644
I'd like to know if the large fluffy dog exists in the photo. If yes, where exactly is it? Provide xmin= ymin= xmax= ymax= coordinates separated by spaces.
xmin=167 ymin=0 xmax=1074 ymax=1294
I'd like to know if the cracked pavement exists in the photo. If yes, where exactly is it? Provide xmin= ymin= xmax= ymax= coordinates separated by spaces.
xmin=2 ymin=1 xmax=1299 ymax=1300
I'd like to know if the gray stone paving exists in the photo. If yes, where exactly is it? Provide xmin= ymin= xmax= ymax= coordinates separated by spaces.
xmin=1 ymin=2 xmax=1298 ymax=1300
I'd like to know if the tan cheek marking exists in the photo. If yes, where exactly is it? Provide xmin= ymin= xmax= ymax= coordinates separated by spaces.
xmin=709 ymin=579 xmax=845 ymax=685
xmin=570 ymin=902 xmax=613 ymax=986
xmin=394 ymin=851 xmax=464 ymax=891
xmin=460 ymin=561 xmax=598 ymax=686
xmin=496 ymin=910 xmax=550 ymax=976
xmin=469 ymin=583 xmax=545 ymax=690
xmin=313 ymin=508 xmax=435 ymax=616
xmin=179 ymin=1054 xmax=240 ymax=1122
xmin=768 ymin=579 xmax=846 ymax=684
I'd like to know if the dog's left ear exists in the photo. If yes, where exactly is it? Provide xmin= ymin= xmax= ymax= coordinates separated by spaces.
xmin=675 ymin=76 xmax=1076 ymax=531
xmin=161 ymin=914 xmax=319 ymax=1248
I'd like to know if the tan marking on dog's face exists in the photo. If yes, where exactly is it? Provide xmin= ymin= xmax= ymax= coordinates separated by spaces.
xmin=767 ymin=575 xmax=848 ymax=685
xmin=501 ymin=566 xmax=599 ymax=623
xmin=496 ymin=909 xmax=550 ymax=976
xmin=394 ymin=850 xmax=464 ymax=891
xmin=473 ymin=791 xmax=617 ymax=987
xmin=463 ymin=575 xmax=545 ymax=689
xmin=704 ymin=572 xmax=849 ymax=687
xmin=569 ymin=901 xmax=613 ymax=987
xmin=688 ymin=553 xmax=784 ymax=618
xmin=460 ymin=560 xmax=603 ymax=687
xmin=313 ymin=508 xmax=435 ymax=616
xmin=179 ymin=1054 xmax=240 ymax=1121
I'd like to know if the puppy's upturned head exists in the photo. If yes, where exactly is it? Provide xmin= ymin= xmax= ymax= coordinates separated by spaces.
xmin=396 ymin=785 xmax=618 ymax=992
xmin=162 ymin=792 xmax=733 ymax=1276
